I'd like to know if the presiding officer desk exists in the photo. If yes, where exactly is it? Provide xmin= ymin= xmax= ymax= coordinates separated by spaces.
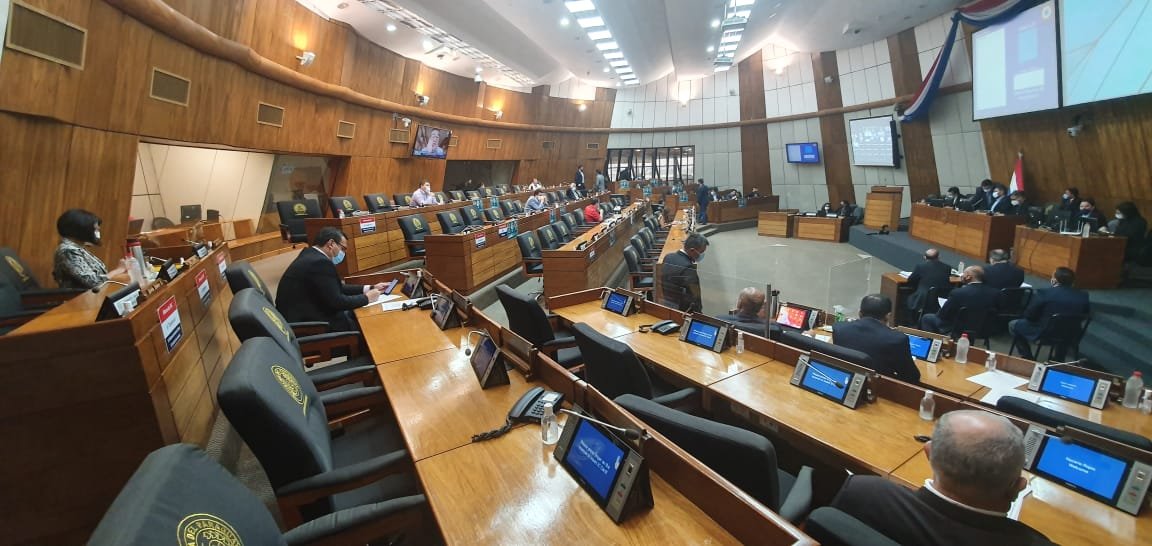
xmin=541 ymin=201 xmax=646 ymax=298
xmin=348 ymin=269 xmax=812 ymax=544
xmin=910 ymin=203 xmax=1026 ymax=260
xmin=546 ymin=289 xmax=1151 ymax=546
xmin=706 ymin=196 xmax=780 ymax=224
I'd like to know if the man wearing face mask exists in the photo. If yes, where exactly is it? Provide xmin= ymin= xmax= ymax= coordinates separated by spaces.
xmin=1004 ymin=191 xmax=1029 ymax=216
xmin=275 ymin=227 xmax=385 ymax=332
xmin=1076 ymin=198 xmax=1107 ymax=232
xmin=986 ymin=185 xmax=1010 ymax=214
xmin=1099 ymin=201 xmax=1147 ymax=261
xmin=659 ymin=233 xmax=709 ymax=312
xmin=52 ymin=208 xmax=128 ymax=289
xmin=1009 ymin=267 xmax=1090 ymax=360
xmin=1058 ymin=187 xmax=1081 ymax=213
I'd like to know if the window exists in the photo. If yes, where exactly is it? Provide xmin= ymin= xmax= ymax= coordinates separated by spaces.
xmin=604 ymin=145 xmax=694 ymax=182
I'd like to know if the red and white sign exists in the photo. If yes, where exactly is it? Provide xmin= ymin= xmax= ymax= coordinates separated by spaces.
xmin=157 ymin=296 xmax=183 ymax=352
xmin=359 ymin=216 xmax=376 ymax=234
xmin=216 ymin=253 xmax=228 ymax=280
xmin=195 ymin=270 xmax=212 ymax=307
xmin=475 ymin=234 xmax=487 ymax=248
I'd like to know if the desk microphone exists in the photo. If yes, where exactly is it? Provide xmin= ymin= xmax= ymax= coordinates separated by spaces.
xmin=808 ymin=366 xmax=845 ymax=389
xmin=558 ymin=409 xmax=644 ymax=441
xmin=91 ymin=280 xmax=130 ymax=293
xmin=1046 ymin=358 xmax=1089 ymax=368
xmin=462 ymin=329 xmax=489 ymax=356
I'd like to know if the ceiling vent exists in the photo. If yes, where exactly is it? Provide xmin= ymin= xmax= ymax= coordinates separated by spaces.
xmin=585 ymin=142 xmax=600 ymax=150
xmin=6 ymin=2 xmax=87 ymax=69
xmin=448 ymin=136 xmax=459 ymax=147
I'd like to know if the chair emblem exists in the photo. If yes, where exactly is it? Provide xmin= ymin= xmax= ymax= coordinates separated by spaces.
xmin=292 ymin=203 xmax=307 ymax=216
xmin=4 ymin=256 xmax=28 ymax=282
xmin=449 ymin=213 xmax=458 ymax=222
xmin=376 ymin=196 xmax=385 ymax=205
xmin=271 ymin=365 xmax=308 ymax=414
xmin=528 ymin=238 xmax=535 ymax=249
xmin=404 ymin=196 xmax=412 ymax=204
xmin=263 ymin=307 xmax=290 ymax=339
xmin=413 ymin=219 xmax=422 ymax=228
xmin=342 ymin=199 xmax=352 ymax=210
xmin=177 ymin=513 xmax=243 ymax=546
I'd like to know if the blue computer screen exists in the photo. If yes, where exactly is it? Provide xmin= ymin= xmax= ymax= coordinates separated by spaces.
xmin=1034 ymin=438 xmax=1129 ymax=501
xmin=684 ymin=320 xmax=720 ymax=349
xmin=605 ymin=292 xmax=628 ymax=315
xmin=907 ymin=334 xmax=933 ymax=360
xmin=1039 ymin=369 xmax=1096 ymax=404
xmin=800 ymin=359 xmax=852 ymax=401
xmin=1061 ymin=0 xmax=1152 ymax=106
xmin=564 ymin=419 xmax=625 ymax=502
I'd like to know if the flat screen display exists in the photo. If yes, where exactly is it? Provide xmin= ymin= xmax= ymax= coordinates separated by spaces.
xmin=1061 ymin=0 xmax=1152 ymax=106
xmin=684 ymin=320 xmax=720 ymax=349
xmin=785 ymin=143 xmax=821 ymax=164
xmin=604 ymin=292 xmax=629 ymax=315
xmin=562 ymin=418 xmax=626 ymax=504
xmin=411 ymin=125 xmax=451 ymax=159
xmin=800 ymin=358 xmax=853 ymax=402
xmin=775 ymin=305 xmax=812 ymax=330
xmin=1039 ymin=368 xmax=1097 ymax=404
xmin=1033 ymin=437 xmax=1129 ymax=502
xmin=848 ymin=116 xmax=899 ymax=167
xmin=470 ymin=337 xmax=498 ymax=378
xmin=907 ymin=334 xmax=934 ymax=360
xmin=972 ymin=0 xmax=1060 ymax=119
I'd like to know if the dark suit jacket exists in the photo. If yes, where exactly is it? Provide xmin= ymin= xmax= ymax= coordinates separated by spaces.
xmin=906 ymin=259 xmax=953 ymax=310
xmin=833 ymin=318 xmax=920 ymax=383
xmin=944 ymin=193 xmax=964 ymax=208
xmin=1022 ymin=285 xmax=1090 ymax=324
xmin=574 ymin=170 xmax=585 ymax=189
xmin=695 ymin=185 xmax=710 ymax=208
xmin=275 ymin=248 xmax=368 ymax=329
xmin=831 ymin=475 xmax=1054 ymax=546
xmin=659 ymin=250 xmax=700 ymax=312
xmin=936 ymin=282 xmax=1000 ymax=327
xmin=971 ymin=188 xmax=993 ymax=210
xmin=983 ymin=262 xmax=1025 ymax=290
xmin=987 ymin=196 xmax=1009 ymax=214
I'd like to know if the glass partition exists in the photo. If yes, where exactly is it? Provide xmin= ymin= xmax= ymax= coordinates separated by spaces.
xmin=826 ymin=255 xmax=874 ymax=320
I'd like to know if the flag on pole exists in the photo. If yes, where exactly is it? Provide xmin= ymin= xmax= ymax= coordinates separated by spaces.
xmin=1008 ymin=152 xmax=1024 ymax=193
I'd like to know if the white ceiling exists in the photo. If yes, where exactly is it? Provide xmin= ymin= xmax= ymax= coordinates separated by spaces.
xmin=301 ymin=0 xmax=962 ymax=90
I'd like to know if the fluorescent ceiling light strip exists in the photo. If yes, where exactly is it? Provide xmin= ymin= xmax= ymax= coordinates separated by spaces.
xmin=731 ymin=0 xmax=756 ymax=6
xmin=719 ymin=44 xmax=738 ymax=51
xmin=609 ymin=60 xmax=629 ymax=67
xmin=720 ymin=33 xmax=742 ymax=43
xmin=565 ymin=0 xmax=596 ymax=13
xmin=603 ymin=51 xmax=624 ymax=59
xmin=577 ymin=16 xmax=605 ymax=28
xmin=595 ymin=41 xmax=619 ymax=50
xmin=588 ymin=29 xmax=612 ymax=40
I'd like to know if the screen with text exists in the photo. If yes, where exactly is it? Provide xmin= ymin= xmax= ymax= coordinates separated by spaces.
xmin=565 ymin=419 xmax=625 ymax=502
xmin=605 ymin=292 xmax=629 ymax=315
xmin=972 ymin=0 xmax=1059 ymax=119
xmin=801 ymin=360 xmax=852 ymax=401
xmin=907 ymin=334 xmax=933 ymax=360
xmin=1062 ymin=0 xmax=1152 ymax=106
xmin=684 ymin=320 xmax=720 ymax=349
xmin=1039 ymin=369 xmax=1096 ymax=404
xmin=775 ymin=306 xmax=811 ymax=329
xmin=1034 ymin=438 xmax=1128 ymax=501
xmin=849 ymin=117 xmax=897 ymax=167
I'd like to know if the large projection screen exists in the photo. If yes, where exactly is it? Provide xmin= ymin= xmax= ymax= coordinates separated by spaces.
xmin=1061 ymin=0 xmax=1152 ymax=106
xmin=849 ymin=116 xmax=898 ymax=167
xmin=971 ymin=0 xmax=1059 ymax=120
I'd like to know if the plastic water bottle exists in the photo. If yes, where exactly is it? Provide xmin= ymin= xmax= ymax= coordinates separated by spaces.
xmin=736 ymin=331 xmax=745 ymax=354
xmin=337 ymin=208 xmax=345 ymax=219
xmin=123 ymin=254 xmax=144 ymax=287
xmin=955 ymin=334 xmax=970 ymax=364
xmin=1140 ymin=389 xmax=1152 ymax=415
xmin=541 ymin=402 xmax=560 ymax=445
xmin=985 ymin=352 xmax=998 ymax=372
xmin=919 ymin=390 xmax=936 ymax=421
xmin=1122 ymin=371 xmax=1144 ymax=409
xmin=957 ymin=260 xmax=965 ymax=275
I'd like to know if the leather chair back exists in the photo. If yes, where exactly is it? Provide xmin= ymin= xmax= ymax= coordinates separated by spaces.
xmin=997 ymin=396 xmax=1152 ymax=450
xmin=434 ymin=192 xmax=449 ymax=204
xmin=561 ymin=212 xmax=579 ymax=232
xmin=639 ymin=227 xmax=656 ymax=248
xmin=275 ymin=199 xmax=321 ymax=244
xmin=551 ymin=221 xmax=572 ymax=243
xmin=228 ymin=288 xmax=302 ymax=361
xmin=437 ymin=210 xmax=466 ymax=234
xmin=537 ymin=225 xmax=559 ymax=250
xmin=629 ymin=235 xmax=648 ymax=257
xmin=224 ymin=261 xmax=273 ymax=302
xmin=484 ymin=207 xmax=505 ymax=222
xmin=459 ymin=206 xmax=484 ymax=226
xmin=449 ymin=190 xmax=466 ymax=202
xmin=517 ymin=232 xmax=542 ymax=260
xmin=397 ymin=215 xmax=431 ymax=255
xmin=779 ymin=330 xmax=873 ymax=370
xmin=328 ymin=196 xmax=360 ymax=217
xmin=0 ymin=247 xmax=40 ymax=290
xmin=364 ymin=194 xmax=393 ymax=213
xmin=623 ymin=246 xmax=644 ymax=274
xmin=573 ymin=208 xmax=587 ymax=225
xmin=500 ymin=200 xmax=518 ymax=216
xmin=495 ymin=285 xmax=557 ymax=347
xmin=393 ymin=193 xmax=414 ymax=207
xmin=465 ymin=190 xmax=481 ymax=200
xmin=572 ymin=323 xmax=654 ymax=399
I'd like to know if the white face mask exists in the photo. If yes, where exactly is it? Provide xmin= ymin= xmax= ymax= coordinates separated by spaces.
xmin=694 ymin=251 xmax=705 ymax=264
xmin=1116 ymin=212 xmax=1124 ymax=220
xmin=992 ymin=191 xmax=1001 ymax=198
xmin=1012 ymin=200 xmax=1022 ymax=206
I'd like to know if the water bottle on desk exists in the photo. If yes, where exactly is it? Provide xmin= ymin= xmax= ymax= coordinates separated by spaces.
xmin=919 ymin=390 xmax=935 ymax=421
xmin=955 ymin=334 xmax=970 ymax=364
xmin=985 ymin=352 xmax=997 ymax=372
xmin=1122 ymin=371 xmax=1144 ymax=409
xmin=541 ymin=402 xmax=560 ymax=445
xmin=957 ymin=260 xmax=965 ymax=275
xmin=736 ymin=331 xmax=745 ymax=354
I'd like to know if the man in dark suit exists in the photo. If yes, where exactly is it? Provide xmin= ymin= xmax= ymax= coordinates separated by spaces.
xmin=275 ymin=227 xmax=387 ymax=331
xmin=833 ymin=294 xmax=920 ymax=383
xmin=660 ymin=233 xmax=708 ymax=312
xmin=695 ymin=179 xmax=710 ymax=224
xmin=983 ymin=249 xmax=1024 ymax=290
xmin=986 ymin=184 xmax=1010 ymax=214
xmin=715 ymin=287 xmax=773 ymax=336
xmin=943 ymin=186 xmax=964 ymax=208
xmin=1005 ymin=191 xmax=1029 ymax=216
xmin=1010 ymin=267 xmax=1091 ymax=360
xmin=831 ymin=411 xmax=1054 ymax=545
xmin=906 ymin=248 xmax=953 ymax=313
xmin=920 ymin=266 xmax=999 ymax=336
xmin=573 ymin=165 xmax=586 ymax=190
xmin=1076 ymin=198 xmax=1107 ymax=232
xmin=970 ymin=179 xmax=995 ymax=210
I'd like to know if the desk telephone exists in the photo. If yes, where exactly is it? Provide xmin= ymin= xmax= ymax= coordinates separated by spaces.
xmin=472 ymin=387 xmax=564 ymax=442
xmin=645 ymin=320 xmax=680 ymax=335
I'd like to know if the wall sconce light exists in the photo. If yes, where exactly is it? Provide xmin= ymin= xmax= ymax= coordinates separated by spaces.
xmin=392 ymin=113 xmax=412 ymax=128
xmin=474 ymin=73 xmax=483 ymax=83
xmin=296 ymin=51 xmax=316 ymax=67
xmin=824 ymin=75 xmax=835 ymax=84
xmin=578 ymin=103 xmax=588 ymax=112
xmin=493 ymin=110 xmax=503 ymax=120
xmin=415 ymin=94 xmax=430 ymax=106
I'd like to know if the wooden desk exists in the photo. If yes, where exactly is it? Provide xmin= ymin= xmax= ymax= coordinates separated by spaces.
xmin=758 ymin=211 xmax=795 ymax=238
xmin=909 ymin=203 xmax=1026 ymax=260
xmin=423 ymin=210 xmax=550 ymax=294
xmin=541 ymin=203 xmax=646 ymax=298
xmin=974 ymin=384 xmax=1152 ymax=440
xmin=1013 ymin=226 xmax=1125 ymax=289
xmin=357 ymin=308 xmax=461 ymax=365
xmin=864 ymin=186 xmax=902 ymax=230
xmin=617 ymin=331 xmax=772 ymax=387
xmin=879 ymin=271 xmax=962 ymax=327
xmin=793 ymin=215 xmax=851 ymax=242
xmin=706 ymin=196 xmax=780 ymax=223
xmin=416 ymin=426 xmax=744 ymax=545
xmin=552 ymin=300 xmax=652 ymax=339
xmin=890 ymin=450 xmax=1150 ymax=546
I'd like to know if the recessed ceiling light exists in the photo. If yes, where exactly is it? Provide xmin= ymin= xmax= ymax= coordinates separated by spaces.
xmin=475 ymin=66 xmax=483 ymax=73
xmin=577 ymin=16 xmax=604 ymax=28
xmin=422 ymin=39 xmax=434 ymax=50
xmin=386 ymin=23 xmax=397 ymax=32
xmin=588 ymin=29 xmax=612 ymax=41
xmin=714 ymin=65 xmax=731 ymax=72
xmin=719 ymin=43 xmax=738 ymax=51
xmin=616 ymin=67 xmax=633 ymax=74
xmin=706 ymin=45 xmax=715 ymax=52
xmin=560 ymin=17 xmax=569 ymax=26
xmin=609 ymin=60 xmax=629 ymax=67
xmin=720 ymin=33 xmax=742 ymax=43
xmin=595 ymin=41 xmax=619 ymax=50
xmin=603 ymin=51 xmax=624 ymax=59
xmin=734 ymin=9 xmax=751 ymax=17
xmin=710 ymin=19 xmax=720 ymax=28
xmin=565 ymin=0 xmax=596 ymax=13
xmin=603 ymin=66 xmax=611 ymax=73
xmin=732 ymin=0 xmax=756 ymax=6
xmin=616 ymin=81 xmax=622 ymax=87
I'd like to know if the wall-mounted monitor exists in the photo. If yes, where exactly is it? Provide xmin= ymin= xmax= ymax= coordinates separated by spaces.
xmin=972 ymin=0 xmax=1059 ymax=120
xmin=848 ymin=116 xmax=900 ymax=168
xmin=785 ymin=143 xmax=821 ymax=164
xmin=412 ymin=125 xmax=451 ymax=159
xmin=1061 ymin=0 xmax=1152 ymax=106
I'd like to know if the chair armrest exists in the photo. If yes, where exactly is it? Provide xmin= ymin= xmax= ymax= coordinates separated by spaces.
xmin=20 ymin=288 xmax=84 ymax=308
xmin=804 ymin=507 xmax=899 ymax=546
xmin=651 ymin=387 xmax=699 ymax=410
xmin=1 ymin=309 xmax=45 ymax=329
xmin=776 ymin=465 xmax=813 ymax=523
xmin=276 ymin=450 xmax=411 ymax=512
xmin=298 ymin=331 xmax=362 ymax=363
xmin=282 ymin=495 xmax=427 ymax=546
xmin=540 ymin=336 xmax=577 ymax=349
xmin=289 ymin=321 xmax=330 ymax=337
xmin=280 ymin=224 xmax=291 ymax=242
xmin=319 ymin=386 xmax=388 ymax=417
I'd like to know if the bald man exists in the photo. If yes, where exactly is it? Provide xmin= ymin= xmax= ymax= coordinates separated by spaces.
xmin=906 ymin=248 xmax=954 ymax=313
xmin=920 ymin=265 xmax=999 ymax=335
xmin=831 ymin=411 xmax=1053 ymax=545
xmin=715 ymin=287 xmax=773 ymax=336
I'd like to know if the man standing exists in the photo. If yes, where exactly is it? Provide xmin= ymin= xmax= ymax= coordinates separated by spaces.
xmin=275 ymin=228 xmax=386 ymax=332
xmin=527 ymin=178 xmax=544 ymax=191
xmin=1010 ymin=267 xmax=1090 ymax=360
xmin=695 ymin=179 xmax=710 ymax=224
xmin=574 ymin=165 xmax=586 ymax=190
xmin=906 ymin=248 xmax=953 ymax=313
xmin=594 ymin=168 xmax=607 ymax=193
xmin=920 ymin=266 xmax=999 ymax=336
xmin=833 ymin=294 xmax=920 ymax=383
xmin=660 ymin=233 xmax=708 ymax=312
xmin=984 ymin=249 xmax=1024 ymax=290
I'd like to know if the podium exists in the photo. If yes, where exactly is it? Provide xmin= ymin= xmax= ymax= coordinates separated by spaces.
xmin=864 ymin=186 xmax=902 ymax=229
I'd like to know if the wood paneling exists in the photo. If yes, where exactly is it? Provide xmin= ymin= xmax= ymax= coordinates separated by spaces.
xmin=889 ymin=29 xmax=939 ymax=202
xmin=738 ymin=51 xmax=771 ymax=194
xmin=811 ymin=51 xmax=855 ymax=204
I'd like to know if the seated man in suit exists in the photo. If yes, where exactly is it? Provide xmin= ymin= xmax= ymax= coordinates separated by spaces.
xmin=715 ymin=287 xmax=769 ymax=335
xmin=906 ymin=248 xmax=953 ymax=313
xmin=920 ymin=266 xmax=999 ymax=336
xmin=660 ymin=233 xmax=708 ymax=312
xmin=943 ymin=186 xmax=964 ymax=208
xmin=970 ymin=179 xmax=995 ymax=211
xmin=566 ymin=182 xmax=583 ymax=201
xmin=831 ymin=410 xmax=1054 ymax=545
xmin=411 ymin=179 xmax=439 ymax=207
xmin=747 ymin=187 xmax=762 ymax=198
xmin=986 ymin=184 xmax=1011 ymax=214
xmin=833 ymin=294 xmax=920 ymax=383
xmin=983 ymin=249 xmax=1024 ymax=290
xmin=1006 ymin=191 xmax=1029 ymax=216
xmin=525 ymin=189 xmax=549 ymax=213
xmin=1010 ymin=267 xmax=1091 ymax=360
xmin=275 ymin=227 xmax=388 ymax=332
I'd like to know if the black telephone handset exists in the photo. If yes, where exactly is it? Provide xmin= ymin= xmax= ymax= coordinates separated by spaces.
xmin=650 ymin=320 xmax=680 ymax=335
xmin=509 ymin=387 xmax=564 ymax=424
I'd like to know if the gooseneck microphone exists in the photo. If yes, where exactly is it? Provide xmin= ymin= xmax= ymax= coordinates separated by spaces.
xmin=91 ymin=279 xmax=130 ymax=293
xmin=462 ymin=330 xmax=489 ymax=356
xmin=808 ymin=365 xmax=846 ymax=389
xmin=558 ymin=409 xmax=644 ymax=441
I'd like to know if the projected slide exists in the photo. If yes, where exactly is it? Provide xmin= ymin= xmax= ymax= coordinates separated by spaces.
xmin=1062 ymin=0 xmax=1152 ymax=106
xmin=849 ymin=117 xmax=897 ymax=167
xmin=972 ymin=0 xmax=1059 ymax=119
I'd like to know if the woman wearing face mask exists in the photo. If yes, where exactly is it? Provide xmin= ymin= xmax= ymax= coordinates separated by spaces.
xmin=817 ymin=203 xmax=833 ymax=217
xmin=1058 ymin=187 xmax=1081 ymax=213
xmin=1100 ymin=202 xmax=1147 ymax=262
xmin=53 ymin=208 xmax=127 ymax=289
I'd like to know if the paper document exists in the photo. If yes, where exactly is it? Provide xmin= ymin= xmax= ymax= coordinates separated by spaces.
xmin=937 ymin=297 xmax=948 ymax=308
xmin=1021 ymin=282 xmax=1032 ymax=288
xmin=967 ymin=370 xmax=1029 ymax=391
xmin=370 ymin=294 xmax=403 ymax=305
xmin=379 ymin=300 xmax=409 ymax=312
xmin=979 ymin=389 xmax=1040 ymax=406
xmin=1007 ymin=483 xmax=1033 ymax=521
xmin=815 ymin=334 xmax=832 ymax=343
xmin=899 ymin=271 xmax=911 ymax=278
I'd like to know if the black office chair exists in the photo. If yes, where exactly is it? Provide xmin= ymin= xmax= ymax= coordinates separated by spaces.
xmin=328 ymin=196 xmax=360 ymax=217
xmin=483 ymin=207 xmax=505 ymax=222
xmin=779 ymin=331 xmax=874 ymax=370
xmin=151 ymin=216 xmax=176 ymax=229
xmin=179 ymin=204 xmax=202 ymax=224
xmin=1014 ymin=313 xmax=1091 ymax=361
xmin=206 ymin=209 xmax=221 ymax=222
xmin=495 ymin=285 xmax=581 ymax=367
xmin=548 ymin=191 xmax=563 ymax=204
xmin=996 ymin=396 xmax=1152 ymax=451
xmin=276 ymin=199 xmax=322 ymax=246
xmin=614 ymin=394 xmax=812 ymax=522
xmin=629 ymin=236 xmax=658 ymax=266
xmin=217 ymin=338 xmax=423 ymax=527
xmin=396 ymin=214 xmax=430 ymax=257
xmin=392 ymin=194 xmax=414 ymax=208
xmin=537 ymin=225 xmax=560 ymax=250
xmin=560 ymin=212 xmax=587 ymax=235
xmin=492 ymin=187 xmax=506 ymax=196
xmin=622 ymin=246 xmax=654 ymax=293
xmin=434 ymin=191 xmax=449 ymax=204
xmin=499 ymin=200 xmax=517 ymax=217
xmin=906 ymin=286 xmax=939 ymax=327
xmin=224 ymin=262 xmax=329 ymax=334
xmin=512 ymin=185 xmax=523 ymax=193
xmin=572 ymin=323 xmax=696 ymax=406
xmin=804 ymin=507 xmax=900 ymax=546
xmin=950 ymin=306 xmax=996 ymax=348
xmin=995 ymin=287 xmax=1033 ymax=329
xmin=436 ymin=210 xmax=467 ymax=234
xmin=0 ymin=277 xmax=45 ymax=334
xmin=465 ymin=190 xmax=481 ymax=200
xmin=550 ymin=221 xmax=573 ymax=243
xmin=364 ymin=193 xmax=393 ymax=213
xmin=88 ymin=444 xmax=427 ymax=546
xmin=516 ymin=233 xmax=544 ymax=276
xmin=640 ymin=226 xmax=665 ymax=247
xmin=458 ymin=206 xmax=484 ymax=226
xmin=481 ymin=188 xmax=494 ymax=197
xmin=449 ymin=190 xmax=466 ymax=202
xmin=0 ymin=247 xmax=84 ymax=307
xmin=572 ymin=208 xmax=588 ymax=226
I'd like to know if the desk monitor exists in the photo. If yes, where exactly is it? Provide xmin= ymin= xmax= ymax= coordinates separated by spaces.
xmin=775 ymin=302 xmax=818 ymax=330
xmin=897 ymin=327 xmax=944 ymax=363
xmin=469 ymin=333 xmax=509 ymax=389
xmin=601 ymin=289 xmax=638 ymax=316
xmin=1022 ymin=425 xmax=1152 ymax=515
xmin=789 ymin=352 xmax=869 ymax=409
xmin=96 ymin=282 xmax=142 ymax=321
xmin=401 ymin=271 xmax=425 ymax=298
xmin=179 ymin=204 xmax=202 ymax=224
xmin=679 ymin=314 xmax=729 ymax=353
xmin=1027 ymin=363 xmax=1110 ymax=409
xmin=430 ymin=294 xmax=459 ymax=330
xmin=553 ymin=410 xmax=650 ymax=523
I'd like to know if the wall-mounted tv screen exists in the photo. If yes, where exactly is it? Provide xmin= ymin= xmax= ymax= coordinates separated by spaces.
xmin=848 ymin=116 xmax=900 ymax=167
xmin=1061 ymin=0 xmax=1152 ymax=106
xmin=972 ymin=0 xmax=1059 ymax=119
xmin=412 ymin=125 xmax=451 ymax=159
xmin=785 ymin=143 xmax=821 ymax=164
